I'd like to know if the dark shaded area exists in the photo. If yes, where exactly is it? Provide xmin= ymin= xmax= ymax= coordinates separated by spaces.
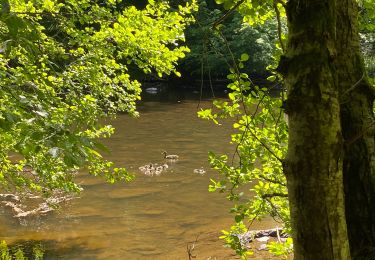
xmin=139 ymin=83 xmax=225 ymax=103
xmin=176 ymin=0 xmax=278 ymax=84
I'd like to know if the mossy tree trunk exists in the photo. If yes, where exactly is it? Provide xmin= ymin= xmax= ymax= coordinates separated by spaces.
xmin=335 ymin=1 xmax=375 ymax=258
xmin=280 ymin=0 xmax=351 ymax=259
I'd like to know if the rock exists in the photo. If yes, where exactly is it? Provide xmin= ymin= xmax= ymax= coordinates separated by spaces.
xmin=256 ymin=236 xmax=270 ymax=242
xmin=257 ymin=244 xmax=268 ymax=251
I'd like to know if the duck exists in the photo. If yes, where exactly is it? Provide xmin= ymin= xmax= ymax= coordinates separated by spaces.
xmin=162 ymin=151 xmax=179 ymax=160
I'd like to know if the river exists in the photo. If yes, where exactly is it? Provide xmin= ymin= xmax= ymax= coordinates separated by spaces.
xmin=0 ymin=91 xmax=278 ymax=259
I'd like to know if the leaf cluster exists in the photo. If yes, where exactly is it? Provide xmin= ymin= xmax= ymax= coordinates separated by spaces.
xmin=359 ymin=0 xmax=375 ymax=78
xmin=0 ymin=240 xmax=44 ymax=260
xmin=0 ymin=0 xmax=197 ymax=195
xmin=198 ymin=52 xmax=290 ymax=257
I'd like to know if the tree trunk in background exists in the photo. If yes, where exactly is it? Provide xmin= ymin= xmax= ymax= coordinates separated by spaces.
xmin=335 ymin=1 xmax=375 ymax=258
xmin=280 ymin=0 xmax=351 ymax=259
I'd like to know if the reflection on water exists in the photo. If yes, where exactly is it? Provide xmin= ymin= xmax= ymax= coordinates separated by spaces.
xmin=0 ymin=99 xmax=275 ymax=259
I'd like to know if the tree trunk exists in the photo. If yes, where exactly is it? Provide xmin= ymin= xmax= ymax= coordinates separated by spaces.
xmin=280 ymin=0 xmax=351 ymax=259
xmin=335 ymin=1 xmax=375 ymax=258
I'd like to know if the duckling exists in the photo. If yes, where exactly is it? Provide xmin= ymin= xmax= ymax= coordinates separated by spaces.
xmin=149 ymin=163 xmax=156 ymax=171
xmin=144 ymin=169 xmax=153 ymax=176
xmin=139 ymin=163 xmax=153 ymax=172
xmin=162 ymin=151 xmax=179 ymax=160
xmin=139 ymin=165 xmax=147 ymax=172
xmin=193 ymin=168 xmax=206 ymax=175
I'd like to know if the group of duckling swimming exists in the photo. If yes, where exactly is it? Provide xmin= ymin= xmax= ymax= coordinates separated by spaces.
xmin=138 ymin=151 xmax=178 ymax=176
xmin=138 ymin=151 xmax=206 ymax=176
xmin=138 ymin=163 xmax=169 ymax=176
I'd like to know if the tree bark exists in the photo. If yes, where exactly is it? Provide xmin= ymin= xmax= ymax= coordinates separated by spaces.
xmin=280 ymin=0 xmax=351 ymax=259
xmin=335 ymin=1 xmax=375 ymax=258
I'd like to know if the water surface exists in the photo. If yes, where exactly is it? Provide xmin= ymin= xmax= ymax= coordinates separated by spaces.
xmin=1 ymin=99 xmax=276 ymax=259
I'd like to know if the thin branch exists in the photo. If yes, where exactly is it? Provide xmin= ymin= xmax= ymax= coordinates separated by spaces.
xmin=261 ymin=192 xmax=288 ymax=199
xmin=345 ymin=120 xmax=375 ymax=146
xmin=259 ymin=175 xmax=286 ymax=186
xmin=273 ymin=0 xmax=285 ymax=53
xmin=244 ymin=120 xmax=283 ymax=163
xmin=251 ymin=91 xmax=267 ymax=119
xmin=198 ymin=41 xmax=205 ymax=109
xmin=187 ymin=234 xmax=200 ymax=260
xmin=212 ymin=0 xmax=246 ymax=29
xmin=341 ymin=72 xmax=365 ymax=97
xmin=208 ymin=64 xmax=215 ymax=99
xmin=265 ymin=198 xmax=285 ymax=222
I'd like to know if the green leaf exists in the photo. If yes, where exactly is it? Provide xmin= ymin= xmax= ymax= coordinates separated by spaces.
xmin=267 ymin=75 xmax=276 ymax=82
xmin=240 ymin=53 xmax=249 ymax=62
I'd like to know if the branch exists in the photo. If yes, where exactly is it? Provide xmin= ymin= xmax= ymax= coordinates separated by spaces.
xmin=265 ymin=198 xmax=285 ymax=222
xmin=273 ymin=0 xmax=285 ymax=53
xmin=261 ymin=192 xmax=288 ymax=199
xmin=274 ymin=0 xmax=286 ymax=8
xmin=187 ymin=234 xmax=200 ymax=260
xmin=259 ymin=175 xmax=286 ymax=186
xmin=345 ymin=120 xmax=375 ymax=146
xmin=340 ymin=72 xmax=365 ymax=98
xmin=212 ymin=0 xmax=246 ymax=29
xmin=245 ymin=123 xmax=283 ymax=163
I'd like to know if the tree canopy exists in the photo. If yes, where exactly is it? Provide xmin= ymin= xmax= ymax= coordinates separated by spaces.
xmin=0 ymin=0 xmax=197 ymax=195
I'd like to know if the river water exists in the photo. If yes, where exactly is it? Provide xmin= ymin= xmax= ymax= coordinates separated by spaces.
xmin=0 ymin=93 xmax=277 ymax=259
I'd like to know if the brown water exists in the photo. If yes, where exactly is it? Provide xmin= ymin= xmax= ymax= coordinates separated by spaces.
xmin=0 ymin=100 xmax=277 ymax=259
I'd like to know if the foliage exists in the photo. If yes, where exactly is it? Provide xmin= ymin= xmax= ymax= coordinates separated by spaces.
xmin=0 ymin=0 xmax=197 ymax=195
xmin=198 ymin=53 xmax=289 ymax=257
xmin=196 ymin=0 xmax=290 ymax=253
xmin=180 ymin=0 xmax=278 ymax=79
xmin=215 ymin=0 xmax=275 ymax=25
xmin=219 ymin=222 xmax=253 ymax=258
xmin=0 ymin=240 xmax=44 ymax=260
xmin=359 ymin=0 xmax=375 ymax=78
xmin=267 ymin=238 xmax=293 ymax=259
xmin=361 ymin=32 xmax=375 ymax=78
xmin=359 ymin=0 xmax=375 ymax=32
xmin=0 ymin=241 xmax=10 ymax=260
